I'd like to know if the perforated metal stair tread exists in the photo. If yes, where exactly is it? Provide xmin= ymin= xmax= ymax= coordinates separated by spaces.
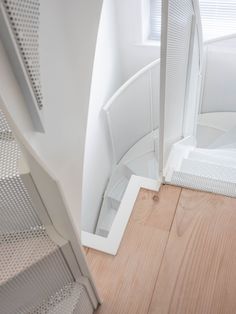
xmin=0 ymin=228 xmax=58 ymax=285
xmin=32 ymin=282 xmax=93 ymax=314
xmin=180 ymin=158 xmax=236 ymax=183
xmin=171 ymin=171 xmax=236 ymax=197
xmin=0 ymin=136 xmax=29 ymax=179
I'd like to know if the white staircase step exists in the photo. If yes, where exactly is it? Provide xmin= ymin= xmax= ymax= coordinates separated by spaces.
xmin=0 ymin=137 xmax=29 ymax=179
xmin=96 ymin=207 xmax=117 ymax=237
xmin=126 ymin=152 xmax=158 ymax=179
xmin=188 ymin=150 xmax=236 ymax=168
xmin=218 ymin=143 xmax=236 ymax=149
xmin=0 ymin=229 xmax=57 ymax=285
xmin=196 ymin=125 xmax=225 ymax=148
xmin=171 ymin=171 xmax=236 ymax=197
xmin=180 ymin=159 xmax=236 ymax=183
xmin=208 ymin=127 xmax=236 ymax=149
xmin=106 ymin=196 xmax=120 ymax=210
xmin=106 ymin=165 xmax=134 ymax=194
xmin=0 ymin=229 xmax=73 ymax=314
xmin=32 ymin=282 xmax=93 ymax=314
xmin=108 ymin=176 xmax=129 ymax=202
xmin=192 ymin=148 xmax=236 ymax=159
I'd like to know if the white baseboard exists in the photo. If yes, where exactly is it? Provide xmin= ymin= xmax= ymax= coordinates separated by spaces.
xmin=81 ymin=175 xmax=161 ymax=255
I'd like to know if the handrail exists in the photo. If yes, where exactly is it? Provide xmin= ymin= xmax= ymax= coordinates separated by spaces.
xmin=204 ymin=33 xmax=236 ymax=46
xmin=103 ymin=58 xmax=160 ymax=112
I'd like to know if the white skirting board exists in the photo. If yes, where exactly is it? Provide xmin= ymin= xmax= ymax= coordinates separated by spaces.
xmin=81 ymin=175 xmax=161 ymax=255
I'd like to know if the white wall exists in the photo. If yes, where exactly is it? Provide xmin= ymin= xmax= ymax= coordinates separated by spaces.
xmin=82 ymin=0 xmax=123 ymax=232
xmin=201 ymin=37 xmax=236 ymax=113
xmin=114 ymin=0 xmax=160 ymax=81
xmin=0 ymin=0 xmax=103 ymax=235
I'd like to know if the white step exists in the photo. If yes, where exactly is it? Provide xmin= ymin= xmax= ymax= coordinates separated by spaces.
xmin=208 ymin=127 xmax=236 ymax=149
xmin=180 ymin=159 xmax=236 ymax=183
xmin=171 ymin=171 xmax=236 ymax=198
xmin=96 ymin=207 xmax=117 ymax=237
xmin=191 ymin=148 xmax=236 ymax=159
xmin=108 ymin=176 xmax=129 ymax=202
xmin=218 ymin=143 xmax=236 ymax=149
xmin=188 ymin=150 xmax=236 ymax=168
xmin=33 ymin=282 xmax=93 ymax=314
xmin=126 ymin=152 xmax=158 ymax=179
xmin=106 ymin=196 xmax=120 ymax=210
xmin=0 ymin=229 xmax=73 ymax=314
xmin=196 ymin=125 xmax=225 ymax=148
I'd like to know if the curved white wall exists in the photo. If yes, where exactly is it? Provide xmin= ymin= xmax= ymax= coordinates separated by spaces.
xmin=82 ymin=0 xmax=123 ymax=233
xmin=201 ymin=36 xmax=236 ymax=113
xmin=0 ymin=0 xmax=103 ymax=235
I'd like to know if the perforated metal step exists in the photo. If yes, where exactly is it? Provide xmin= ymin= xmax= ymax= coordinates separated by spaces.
xmin=0 ymin=111 xmax=42 ymax=234
xmin=33 ymin=282 xmax=94 ymax=314
xmin=0 ymin=229 xmax=74 ymax=314
xmin=0 ymin=228 xmax=57 ymax=285
xmin=0 ymin=113 xmax=79 ymax=313
xmin=180 ymin=159 xmax=236 ymax=183
xmin=171 ymin=171 xmax=236 ymax=197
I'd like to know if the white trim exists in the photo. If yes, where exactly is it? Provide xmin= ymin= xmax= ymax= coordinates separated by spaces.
xmin=103 ymin=59 xmax=160 ymax=112
xmin=82 ymin=175 xmax=161 ymax=255
xmin=203 ymin=33 xmax=236 ymax=45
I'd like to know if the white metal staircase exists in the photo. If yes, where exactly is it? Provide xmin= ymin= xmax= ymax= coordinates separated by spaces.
xmin=0 ymin=110 xmax=96 ymax=313
xmin=167 ymin=116 xmax=236 ymax=197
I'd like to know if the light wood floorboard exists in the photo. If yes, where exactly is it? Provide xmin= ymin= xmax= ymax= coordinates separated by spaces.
xmin=87 ymin=185 xmax=181 ymax=314
xmin=149 ymin=188 xmax=236 ymax=314
xmin=87 ymin=186 xmax=236 ymax=314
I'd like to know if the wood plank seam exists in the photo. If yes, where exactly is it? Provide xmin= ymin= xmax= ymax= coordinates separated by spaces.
xmin=147 ymin=187 xmax=183 ymax=314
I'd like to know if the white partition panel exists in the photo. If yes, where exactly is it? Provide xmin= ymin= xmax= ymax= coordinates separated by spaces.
xmin=183 ymin=17 xmax=202 ymax=137
xmin=160 ymin=0 xmax=202 ymax=170
xmin=151 ymin=64 xmax=160 ymax=130
xmin=104 ymin=60 xmax=160 ymax=163
xmin=201 ymin=36 xmax=236 ymax=113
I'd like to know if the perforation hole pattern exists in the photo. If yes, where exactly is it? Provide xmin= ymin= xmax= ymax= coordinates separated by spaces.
xmin=2 ymin=0 xmax=43 ymax=109
xmin=0 ymin=110 xmax=81 ymax=313
xmin=0 ymin=112 xmax=42 ymax=233
xmin=32 ymin=282 xmax=94 ymax=314
xmin=0 ymin=228 xmax=57 ymax=285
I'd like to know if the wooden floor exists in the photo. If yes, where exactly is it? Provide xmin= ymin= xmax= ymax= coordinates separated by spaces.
xmin=85 ymin=185 xmax=236 ymax=314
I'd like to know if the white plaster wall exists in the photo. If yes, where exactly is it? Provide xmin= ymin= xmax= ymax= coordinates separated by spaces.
xmin=114 ymin=0 xmax=160 ymax=81
xmin=82 ymin=0 xmax=123 ymax=232
xmin=0 ymin=0 xmax=103 ymax=235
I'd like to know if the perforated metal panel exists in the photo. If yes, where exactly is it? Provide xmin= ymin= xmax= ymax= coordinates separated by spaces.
xmin=33 ymin=282 xmax=94 ymax=314
xmin=0 ymin=228 xmax=57 ymax=285
xmin=160 ymin=0 xmax=200 ymax=164
xmin=0 ymin=111 xmax=42 ymax=233
xmin=171 ymin=171 xmax=236 ymax=198
xmin=0 ymin=111 xmax=11 ymax=133
xmin=0 ymin=248 xmax=74 ymax=314
xmin=1 ymin=0 xmax=43 ymax=109
xmin=0 ymin=110 xmax=91 ymax=313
